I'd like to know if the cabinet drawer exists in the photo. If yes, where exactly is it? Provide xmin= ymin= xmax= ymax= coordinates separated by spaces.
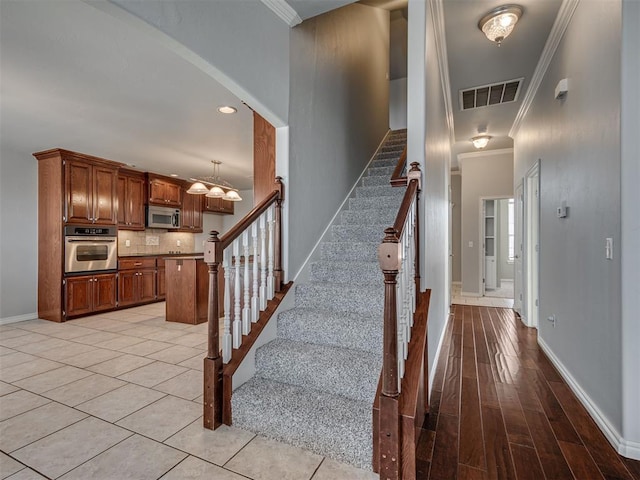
xmin=118 ymin=257 xmax=156 ymax=270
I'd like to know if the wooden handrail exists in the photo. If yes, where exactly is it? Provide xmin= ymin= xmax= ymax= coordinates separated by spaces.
xmin=392 ymin=179 xmax=419 ymax=234
xmin=390 ymin=146 xmax=408 ymax=187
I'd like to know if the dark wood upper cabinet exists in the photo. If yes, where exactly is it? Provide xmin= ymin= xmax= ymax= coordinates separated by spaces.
xmin=177 ymin=182 xmax=203 ymax=232
xmin=65 ymin=158 xmax=118 ymax=225
xmin=202 ymin=196 xmax=234 ymax=215
xmin=147 ymin=173 xmax=182 ymax=207
xmin=118 ymin=169 xmax=145 ymax=230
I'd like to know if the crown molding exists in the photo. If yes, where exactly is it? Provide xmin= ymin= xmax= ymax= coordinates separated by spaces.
xmin=430 ymin=0 xmax=455 ymax=145
xmin=260 ymin=0 xmax=302 ymax=27
xmin=509 ymin=0 xmax=580 ymax=138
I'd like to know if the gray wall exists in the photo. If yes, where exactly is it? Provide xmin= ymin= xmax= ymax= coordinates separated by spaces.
xmin=288 ymin=4 xmax=390 ymax=277
xmin=107 ymin=0 xmax=291 ymax=127
xmin=0 ymin=146 xmax=38 ymax=320
xmin=514 ymin=0 xmax=622 ymax=435
xmin=407 ymin=0 xmax=451 ymax=387
xmin=389 ymin=77 xmax=407 ymax=130
xmin=451 ymin=173 xmax=461 ymax=283
xmin=460 ymin=150 xmax=513 ymax=295
xmin=622 ymin=0 xmax=640 ymax=453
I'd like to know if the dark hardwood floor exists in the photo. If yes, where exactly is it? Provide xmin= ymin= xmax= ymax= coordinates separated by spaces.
xmin=416 ymin=304 xmax=640 ymax=480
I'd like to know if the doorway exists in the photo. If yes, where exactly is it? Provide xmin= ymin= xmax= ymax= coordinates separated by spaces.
xmin=522 ymin=161 xmax=540 ymax=328
xmin=481 ymin=197 xmax=515 ymax=301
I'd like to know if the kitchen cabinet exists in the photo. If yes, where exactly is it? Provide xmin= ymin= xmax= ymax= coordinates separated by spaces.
xmin=117 ymin=169 xmax=145 ymax=230
xmin=178 ymin=182 xmax=203 ymax=232
xmin=118 ymin=257 xmax=157 ymax=307
xmin=157 ymin=257 xmax=166 ymax=299
xmin=147 ymin=173 xmax=182 ymax=207
xmin=65 ymin=273 xmax=117 ymax=318
xmin=165 ymin=257 xmax=209 ymax=324
xmin=65 ymin=158 xmax=118 ymax=225
xmin=203 ymin=196 xmax=234 ymax=215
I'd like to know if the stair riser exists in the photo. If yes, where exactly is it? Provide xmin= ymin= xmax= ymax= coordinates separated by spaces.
xmin=366 ymin=165 xmax=395 ymax=177
xmin=310 ymin=262 xmax=381 ymax=284
xmin=320 ymin=242 xmax=379 ymax=262
xmin=340 ymin=209 xmax=397 ymax=225
xmin=295 ymin=284 xmax=383 ymax=314
xmin=349 ymin=196 xmax=402 ymax=211
xmin=332 ymin=225 xmax=386 ymax=243
xmin=355 ymin=186 xmax=404 ymax=198
xmin=277 ymin=309 xmax=382 ymax=354
xmin=372 ymin=154 xmax=400 ymax=163
xmin=255 ymin=341 xmax=381 ymax=402
xmin=361 ymin=175 xmax=390 ymax=186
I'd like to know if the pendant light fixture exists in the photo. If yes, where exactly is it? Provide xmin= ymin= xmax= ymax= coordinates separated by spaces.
xmin=187 ymin=160 xmax=242 ymax=202
xmin=478 ymin=5 xmax=523 ymax=47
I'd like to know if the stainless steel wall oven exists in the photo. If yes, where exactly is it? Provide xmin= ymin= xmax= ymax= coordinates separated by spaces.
xmin=64 ymin=225 xmax=117 ymax=274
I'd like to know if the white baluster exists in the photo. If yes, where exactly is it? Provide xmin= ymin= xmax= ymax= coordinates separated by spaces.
xmin=222 ymin=248 xmax=232 ymax=363
xmin=251 ymin=222 xmax=259 ymax=322
xmin=259 ymin=213 xmax=267 ymax=311
xmin=233 ymin=239 xmax=242 ymax=349
xmin=242 ymin=230 xmax=251 ymax=335
xmin=267 ymin=205 xmax=275 ymax=299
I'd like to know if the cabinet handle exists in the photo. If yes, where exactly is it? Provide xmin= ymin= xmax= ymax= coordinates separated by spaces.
xmin=134 ymin=262 xmax=142 ymax=266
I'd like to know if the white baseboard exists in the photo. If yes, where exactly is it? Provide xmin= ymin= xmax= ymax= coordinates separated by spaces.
xmin=538 ymin=337 xmax=639 ymax=460
xmin=428 ymin=312 xmax=451 ymax=400
xmin=461 ymin=291 xmax=481 ymax=298
xmin=0 ymin=312 xmax=38 ymax=325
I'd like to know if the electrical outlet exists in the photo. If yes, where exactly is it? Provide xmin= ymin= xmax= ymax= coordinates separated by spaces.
xmin=125 ymin=239 xmax=131 ymax=247
xmin=177 ymin=240 xmax=181 ymax=247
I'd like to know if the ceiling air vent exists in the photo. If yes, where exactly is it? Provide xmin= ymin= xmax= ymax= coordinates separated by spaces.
xmin=460 ymin=78 xmax=523 ymax=111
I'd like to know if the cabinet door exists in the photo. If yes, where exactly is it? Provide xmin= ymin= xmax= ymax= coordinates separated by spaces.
xmin=93 ymin=273 xmax=117 ymax=312
xmin=139 ymin=270 xmax=157 ymax=302
xmin=181 ymin=189 xmax=195 ymax=229
xmin=92 ymin=166 xmax=118 ymax=225
xmin=66 ymin=275 xmax=93 ymax=317
xmin=127 ymin=176 xmax=145 ymax=229
xmin=118 ymin=270 xmax=138 ymax=306
xmin=117 ymin=176 xmax=127 ymax=226
xmin=203 ymin=196 xmax=233 ymax=215
xmin=157 ymin=267 xmax=166 ymax=299
xmin=65 ymin=160 xmax=92 ymax=224
xmin=148 ymin=178 xmax=181 ymax=207
xmin=164 ymin=182 xmax=182 ymax=207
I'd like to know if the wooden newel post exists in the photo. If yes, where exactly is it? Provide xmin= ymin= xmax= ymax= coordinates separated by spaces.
xmin=378 ymin=227 xmax=402 ymax=479
xmin=273 ymin=177 xmax=284 ymax=293
xmin=408 ymin=162 xmax=422 ymax=293
xmin=203 ymin=231 xmax=223 ymax=430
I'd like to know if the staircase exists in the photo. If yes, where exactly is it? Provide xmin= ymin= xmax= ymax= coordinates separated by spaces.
xmin=231 ymin=129 xmax=407 ymax=469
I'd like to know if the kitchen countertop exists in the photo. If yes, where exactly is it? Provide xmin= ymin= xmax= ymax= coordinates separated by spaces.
xmin=118 ymin=252 xmax=203 ymax=258
xmin=163 ymin=255 xmax=205 ymax=260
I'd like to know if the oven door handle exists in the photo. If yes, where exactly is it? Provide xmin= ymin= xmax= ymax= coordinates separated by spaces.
xmin=66 ymin=239 xmax=116 ymax=243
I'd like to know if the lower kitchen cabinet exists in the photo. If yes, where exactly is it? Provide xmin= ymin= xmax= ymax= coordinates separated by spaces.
xmin=118 ymin=258 xmax=157 ymax=307
xmin=65 ymin=273 xmax=117 ymax=318
xmin=157 ymin=257 xmax=166 ymax=300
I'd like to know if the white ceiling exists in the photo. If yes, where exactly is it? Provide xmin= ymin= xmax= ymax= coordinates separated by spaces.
xmin=1 ymin=0 xmax=564 ymax=187
xmin=0 ymin=0 xmax=254 ymax=189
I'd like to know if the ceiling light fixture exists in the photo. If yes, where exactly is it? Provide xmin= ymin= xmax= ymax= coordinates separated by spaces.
xmin=471 ymin=134 xmax=492 ymax=149
xmin=188 ymin=160 xmax=242 ymax=202
xmin=478 ymin=5 xmax=523 ymax=47
xmin=217 ymin=106 xmax=237 ymax=114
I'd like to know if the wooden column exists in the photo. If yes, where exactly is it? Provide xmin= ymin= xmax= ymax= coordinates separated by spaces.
xmin=203 ymin=231 xmax=223 ymax=430
xmin=274 ymin=177 xmax=284 ymax=292
xmin=253 ymin=112 xmax=276 ymax=206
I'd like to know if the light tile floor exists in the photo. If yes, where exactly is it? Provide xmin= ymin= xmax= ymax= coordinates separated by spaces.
xmin=0 ymin=303 xmax=377 ymax=480
xmin=450 ymin=283 xmax=515 ymax=308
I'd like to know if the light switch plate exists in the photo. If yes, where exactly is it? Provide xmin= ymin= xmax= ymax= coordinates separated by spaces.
xmin=605 ymin=237 xmax=613 ymax=260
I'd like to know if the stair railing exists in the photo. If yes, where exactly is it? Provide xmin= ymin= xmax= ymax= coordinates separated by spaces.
xmin=377 ymin=162 xmax=421 ymax=479
xmin=390 ymin=146 xmax=408 ymax=187
xmin=203 ymin=177 xmax=284 ymax=430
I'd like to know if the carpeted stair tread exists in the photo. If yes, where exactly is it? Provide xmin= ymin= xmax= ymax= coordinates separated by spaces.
xmin=295 ymin=283 xmax=383 ymax=314
xmin=255 ymin=338 xmax=381 ymax=402
xmin=277 ymin=307 xmax=382 ymax=353
xmin=231 ymin=377 xmax=373 ymax=469
xmin=349 ymin=195 xmax=403 ymax=212
xmin=332 ymin=224 xmax=391 ymax=242
xmin=355 ymin=184 xmax=404 ymax=199
xmin=366 ymin=165 xmax=396 ymax=177
xmin=310 ymin=260 xmax=381 ymax=284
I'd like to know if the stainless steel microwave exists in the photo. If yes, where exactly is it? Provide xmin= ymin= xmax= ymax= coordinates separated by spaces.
xmin=146 ymin=206 xmax=180 ymax=229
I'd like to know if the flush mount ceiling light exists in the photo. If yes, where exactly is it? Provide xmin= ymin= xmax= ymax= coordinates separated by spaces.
xmin=471 ymin=134 xmax=492 ymax=149
xmin=188 ymin=160 xmax=242 ymax=202
xmin=217 ymin=106 xmax=237 ymax=114
xmin=478 ymin=5 xmax=523 ymax=47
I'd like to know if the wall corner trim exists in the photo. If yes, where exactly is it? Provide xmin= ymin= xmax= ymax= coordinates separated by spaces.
xmin=537 ymin=337 xmax=638 ymax=459
xmin=260 ymin=0 xmax=302 ymax=27
xmin=0 ymin=312 xmax=38 ymax=326
xmin=430 ymin=0 xmax=455 ymax=145
xmin=509 ymin=0 xmax=580 ymax=138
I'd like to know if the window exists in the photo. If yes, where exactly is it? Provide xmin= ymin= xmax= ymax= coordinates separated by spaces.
xmin=508 ymin=198 xmax=515 ymax=262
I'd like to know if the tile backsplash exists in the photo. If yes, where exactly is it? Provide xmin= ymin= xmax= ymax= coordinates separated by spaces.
xmin=118 ymin=229 xmax=196 ymax=256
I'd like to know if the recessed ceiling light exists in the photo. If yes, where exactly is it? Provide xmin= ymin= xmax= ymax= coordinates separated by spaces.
xmin=170 ymin=173 xmax=179 ymax=177
xmin=217 ymin=106 xmax=237 ymax=114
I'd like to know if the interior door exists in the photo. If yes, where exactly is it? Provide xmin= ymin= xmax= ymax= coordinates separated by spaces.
xmin=484 ymin=199 xmax=497 ymax=290
xmin=514 ymin=183 xmax=524 ymax=314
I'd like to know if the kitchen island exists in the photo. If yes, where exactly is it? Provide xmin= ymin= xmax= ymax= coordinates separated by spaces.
xmin=164 ymin=256 xmax=209 ymax=325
